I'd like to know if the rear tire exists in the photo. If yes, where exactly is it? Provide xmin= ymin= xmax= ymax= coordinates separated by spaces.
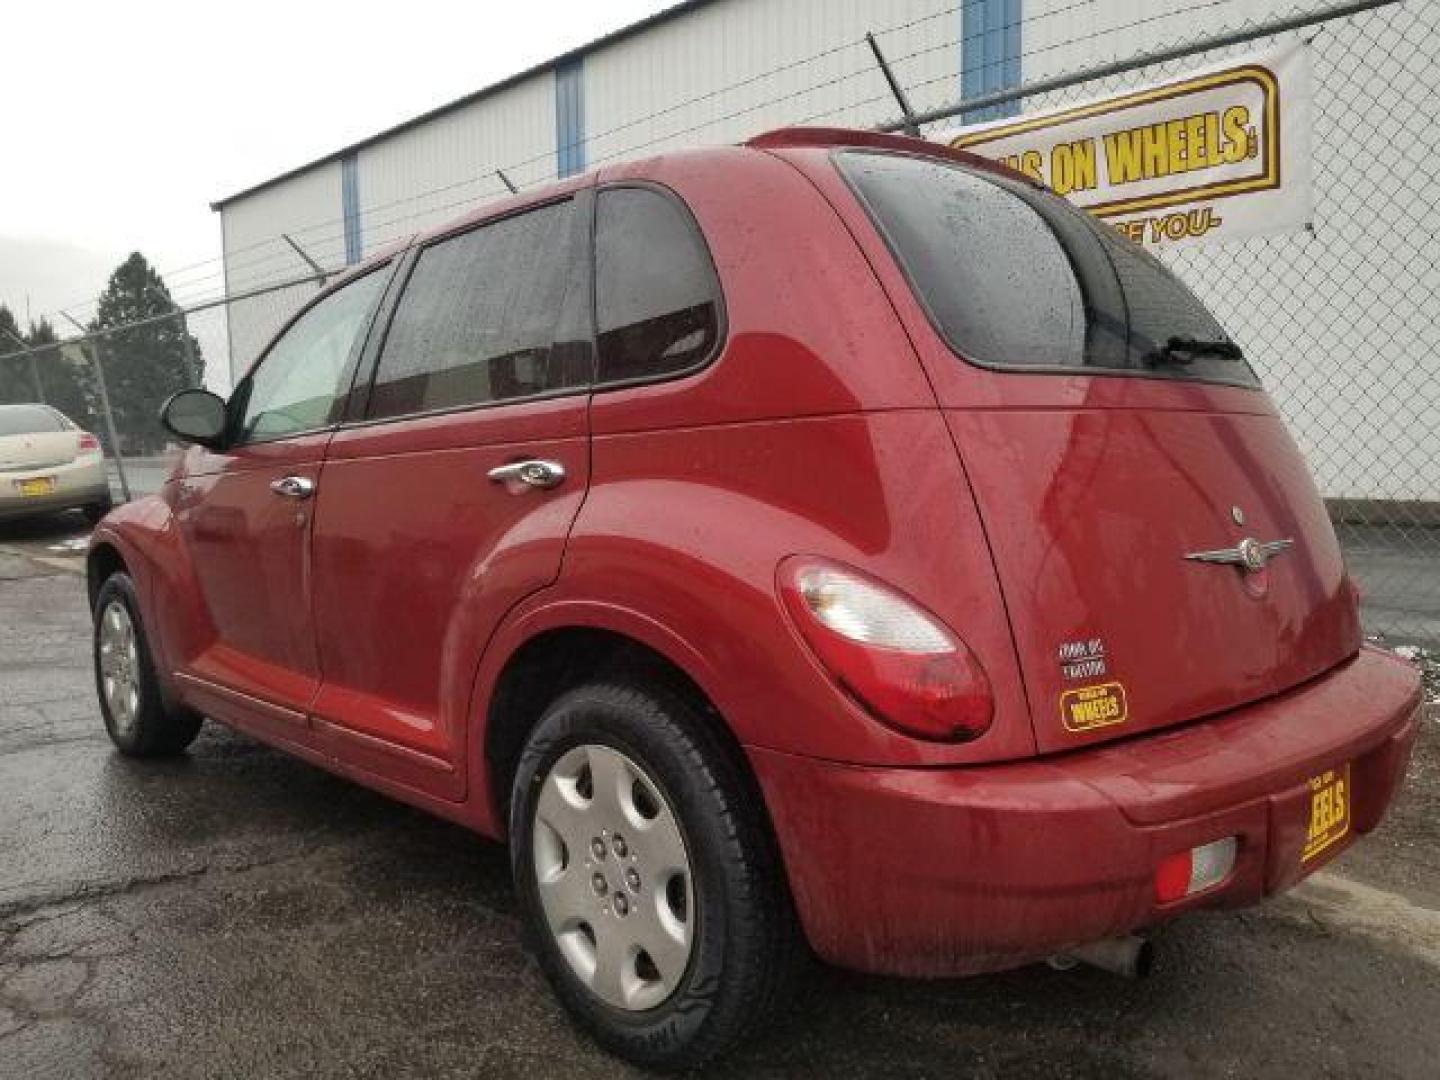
xmin=510 ymin=681 xmax=799 ymax=1069
xmin=93 ymin=572 xmax=202 ymax=756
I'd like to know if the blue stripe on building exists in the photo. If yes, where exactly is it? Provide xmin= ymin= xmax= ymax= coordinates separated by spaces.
xmin=961 ymin=0 xmax=1022 ymax=124
xmin=555 ymin=58 xmax=586 ymax=178
xmin=341 ymin=153 xmax=362 ymax=265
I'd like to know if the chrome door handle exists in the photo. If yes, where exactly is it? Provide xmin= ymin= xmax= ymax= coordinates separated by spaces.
xmin=487 ymin=459 xmax=566 ymax=491
xmin=269 ymin=475 xmax=315 ymax=499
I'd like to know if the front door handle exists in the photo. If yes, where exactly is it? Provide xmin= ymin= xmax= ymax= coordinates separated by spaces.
xmin=487 ymin=459 xmax=566 ymax=491
xmin=269 ymin=475 xmax=315 ymax=499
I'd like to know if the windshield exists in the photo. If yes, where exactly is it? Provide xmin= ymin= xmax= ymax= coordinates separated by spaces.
xmin=0 ymin=404 xmax=66 ymax=436
xmin=836 ymin=150 xmax=1259 ymax=387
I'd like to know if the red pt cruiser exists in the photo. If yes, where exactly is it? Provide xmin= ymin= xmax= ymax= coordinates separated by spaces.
xmin=89 ymin=128 xmax=1421 ymax=1068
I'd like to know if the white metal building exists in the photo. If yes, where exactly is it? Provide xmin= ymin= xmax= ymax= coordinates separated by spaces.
xmin=212 ymin=0 xmax=1438 ymax=502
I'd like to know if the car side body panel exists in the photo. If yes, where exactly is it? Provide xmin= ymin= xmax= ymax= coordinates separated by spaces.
xmin=166 ymin=434 xmax=332 ymax=715
xmin=309 ymin=395 xmax=592 ymax=800
xmin=579 ymin=149 xmax=1033 ymax=761
xmin=89 ymin=498 xmax=174 ymax=652
xmin=571 ymin=410 xmax=1033 ymax=766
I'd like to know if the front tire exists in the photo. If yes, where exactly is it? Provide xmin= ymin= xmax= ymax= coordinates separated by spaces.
xmin=93 ymin=572 xmax=202 ymax=756
xmin=510 ymin=682 xmax=799 ymax=1069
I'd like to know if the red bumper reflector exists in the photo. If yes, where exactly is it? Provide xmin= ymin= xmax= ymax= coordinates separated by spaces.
xmin=1154 ymin=836 xmax=1238 ymax=904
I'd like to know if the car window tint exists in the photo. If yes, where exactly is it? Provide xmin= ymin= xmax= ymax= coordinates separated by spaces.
xmin=595 ymin=187 xmax=721 ymax=384
xmin=838 ymin=150 xmax=1257 ymax=386
xmin=840 ymin=152 xmax=1085 ymax=368
xmin=0 ymin=404 xmax=66 ymax=435
xmin=367 ymin=200 xmax=577 ymax=419
xmin=239 ymin=269 xmax=387 ymax=442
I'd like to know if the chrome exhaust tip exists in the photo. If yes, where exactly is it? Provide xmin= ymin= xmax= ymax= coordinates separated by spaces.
xmin=1049 ymin=935 xmax=1154 ymax=979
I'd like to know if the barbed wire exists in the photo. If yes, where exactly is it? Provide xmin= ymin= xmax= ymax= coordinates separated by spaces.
xmin=121 ymin=0 xmax=1279 ymax=310
xmin=49 ymin=0 xmax=995 ymax=312
xmin=9 ymin=0 xmax=1393 ymax=337
xmin=54 ymin=0 xmax=1229 ymax=315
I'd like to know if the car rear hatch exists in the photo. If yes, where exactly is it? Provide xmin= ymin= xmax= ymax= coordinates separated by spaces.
xmin=823 ymin=144 xmax=1360 ymax=754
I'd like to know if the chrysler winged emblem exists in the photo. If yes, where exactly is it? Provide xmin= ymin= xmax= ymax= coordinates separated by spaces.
xmin=1184 ymin=536 xmax=1294 ymax=574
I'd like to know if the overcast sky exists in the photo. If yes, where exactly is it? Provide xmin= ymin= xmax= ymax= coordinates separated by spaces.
xmin=0 ymin=0 xmax=670 ymax=328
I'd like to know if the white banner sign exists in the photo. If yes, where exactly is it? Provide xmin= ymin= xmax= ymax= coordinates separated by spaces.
xmin=935 ymin=41 xmax=1312 ymax=246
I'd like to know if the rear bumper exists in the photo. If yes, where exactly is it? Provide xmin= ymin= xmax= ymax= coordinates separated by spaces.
xmin=0 ymin=458 xmax=109 ymax=520
xmin=750 ymin=645 xmax=1422 ymax=977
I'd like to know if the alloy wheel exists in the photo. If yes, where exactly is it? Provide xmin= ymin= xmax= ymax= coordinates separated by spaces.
xmin=98 ymin=599 xmax=142 ymax=735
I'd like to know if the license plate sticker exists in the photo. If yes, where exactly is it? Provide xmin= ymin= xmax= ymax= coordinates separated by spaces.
xmin=1302 ymin=764 xmax=1351 ymax=863
xmin=17 ymin=477 xmax=56 ymax=497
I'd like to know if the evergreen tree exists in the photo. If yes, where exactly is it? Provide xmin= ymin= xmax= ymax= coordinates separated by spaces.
xmin=0 ymin=304 xmax=41 ymax=404
xmin=90 ymin=253 xmax=204 ymax=453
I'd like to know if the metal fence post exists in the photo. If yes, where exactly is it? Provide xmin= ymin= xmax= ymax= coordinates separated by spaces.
xmin=58 ymin=312 xmax=131 ymax=504
xmin=865 ymin=32 xmax=921 ymax=137
xmin=281 ymin=233 xmax=327 ymax=283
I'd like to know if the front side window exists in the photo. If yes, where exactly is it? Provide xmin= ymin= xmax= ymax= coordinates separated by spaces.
xmin=594 ymin=187 xmax=722 ymax=385
xmin=238 ymin=268 xmax=388 ymax=442
xmin=367 ymin=200 xmax=579 ymax=420
xmin=837 ymin=150 xmax=1258 ymax=387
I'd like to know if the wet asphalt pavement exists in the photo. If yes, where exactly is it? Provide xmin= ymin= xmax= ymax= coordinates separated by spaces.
xmin=2 ymin=516 xmax=1439 ymax=1079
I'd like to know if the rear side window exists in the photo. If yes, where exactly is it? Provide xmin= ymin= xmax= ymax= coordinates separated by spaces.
xmin=0 ymin=405 xmax=65 ymax=435
xmin=837 ymin=150 xmax=1258 ymax=387
xmin=367 ymin=200 xmax=580 ymax=420
xmin=595 ymin=187 xmax=722 ymax=385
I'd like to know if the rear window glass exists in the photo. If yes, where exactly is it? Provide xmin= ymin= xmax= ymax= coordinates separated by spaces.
xmin=837 ymin=150 xmax=1258 ymax=387
xmin=595 ymin=187 xmax=722 ymax=385
xmin=0 ymin=405 xmax=65 ymax=435
xmin=368 ymin=200 xmax=581 ymax=420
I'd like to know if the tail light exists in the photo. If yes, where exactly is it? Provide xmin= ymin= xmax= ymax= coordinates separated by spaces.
xmin=778 ymin=557 xmax=993 ymax=742
xmin=78 ymin=432 xmax=101 ymax=453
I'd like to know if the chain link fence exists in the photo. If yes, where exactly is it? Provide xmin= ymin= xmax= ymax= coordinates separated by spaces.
xmin=935 ymin=0 xmax=1436 ymax=645
xmin=0 ymin=0 xmax=1433 ymax=644
xmin=0 ymin=274 xmax=326 ymax=501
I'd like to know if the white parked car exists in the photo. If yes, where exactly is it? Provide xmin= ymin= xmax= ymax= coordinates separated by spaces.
xmin=0 ymin=403 xmax=111 ymax=523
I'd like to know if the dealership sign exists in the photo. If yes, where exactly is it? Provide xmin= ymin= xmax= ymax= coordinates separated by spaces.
xmin=936 ymin=42 xmax=1312 ymax=246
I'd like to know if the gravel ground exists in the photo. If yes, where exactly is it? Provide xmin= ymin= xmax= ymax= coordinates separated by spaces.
xmin=1395 ymin=645 xmax=1440 ymax=705
xmin=1 ymin=533 xmax=1438 ymax=1078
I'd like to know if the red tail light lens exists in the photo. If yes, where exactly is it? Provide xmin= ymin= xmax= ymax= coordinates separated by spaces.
xmin=78 ymin=432 xmax=101 ymax=452
xmin=779 ymin=557 xmax=993 ymax=742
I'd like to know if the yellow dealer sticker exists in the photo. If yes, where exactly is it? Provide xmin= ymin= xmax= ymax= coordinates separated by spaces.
xmin=1060 ymin=682 xmax=1128 ymax=733
xmin=1301 ymin=765 xmax=1351 ymax=863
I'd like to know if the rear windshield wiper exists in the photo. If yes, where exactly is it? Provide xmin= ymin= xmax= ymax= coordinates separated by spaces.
xmin=1143 ymin=335 xmax=1244 ymax=367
